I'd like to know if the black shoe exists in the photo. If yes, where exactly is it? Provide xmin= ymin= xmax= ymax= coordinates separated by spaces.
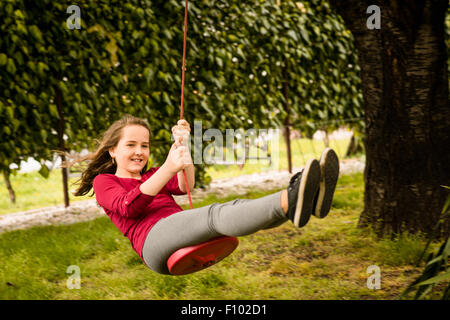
xmin=313 ymin=148 xmax=340 ymax=219
xmin=286 ymin=159 xmax=321 ymax=228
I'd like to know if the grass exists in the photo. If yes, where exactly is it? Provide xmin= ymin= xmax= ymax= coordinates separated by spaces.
xmin=0 ymin=171 xmax=92 ymax=215
xmin=1 ymin=133 xmax=436 ymax=299
xmin=0 ymin=172 xmax=440 ymax=300
xmin=0 ymin=135 xmax=352 ymax=215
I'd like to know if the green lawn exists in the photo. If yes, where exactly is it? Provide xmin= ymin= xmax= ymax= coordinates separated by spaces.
xmin=0 ymin=171 xmax=92 ymax=215
xmin=0 ymin=172 xmax=439 ymax=300
xmin=2 ymin=134 xmax=437 ymax=300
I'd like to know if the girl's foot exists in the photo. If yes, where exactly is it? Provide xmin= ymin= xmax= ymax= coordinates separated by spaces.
xmin=313 ymin=148 xmax=340 ymax=218
xmin=286 ymin=159 xmax=321 ymax=228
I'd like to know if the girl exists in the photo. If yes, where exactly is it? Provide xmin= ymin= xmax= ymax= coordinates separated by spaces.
xmin=71 ymin=114 xmax=339 ymax=275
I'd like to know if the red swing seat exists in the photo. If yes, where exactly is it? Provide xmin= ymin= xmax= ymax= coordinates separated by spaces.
xmin=167 ymin=236 xmax=239 ymax=275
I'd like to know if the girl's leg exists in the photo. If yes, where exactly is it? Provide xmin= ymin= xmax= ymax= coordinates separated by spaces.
xmin=142 ymin=191 xmax=287 ymax=274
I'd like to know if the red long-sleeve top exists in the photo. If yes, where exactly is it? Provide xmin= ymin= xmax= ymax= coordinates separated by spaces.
xmin=92 ymin=167 xmax=187 ymax=260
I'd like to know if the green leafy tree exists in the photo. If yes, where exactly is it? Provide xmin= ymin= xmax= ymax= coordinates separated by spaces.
xmin=0 ymin=0 xmax=126 ymax=206
xmin=1 ymin=0 xmax=363 ymax=205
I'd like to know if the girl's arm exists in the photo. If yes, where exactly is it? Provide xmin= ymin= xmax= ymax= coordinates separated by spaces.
xmin=171 ymin=119 xmax=194 ymax=193
xmin=94 ymin=176 xmax=154 ymax=219
xmin=140 ymin=119 xmax=193 ymax=196
xmin=177 ymin=163 xmax=195 ymax=193
xmin=139 ymin=162 xmax=176 ymax=196
xmin=139 ymin=137 xmax=191 ymax=196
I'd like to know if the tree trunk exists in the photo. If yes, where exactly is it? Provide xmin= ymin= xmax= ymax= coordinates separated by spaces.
xmin=55 ymin=86 xmax=70 ymax=208
xmin=345 ymin=130 xmax=364 ymax=157
xmin=283 ymin=63 xmax=293 ymax=174
xmin=330 ymin=0 xmax=450 ymax=237
xmin=238 ymin=137 xmax=250 ymax=170
xmin=2 ymin=171 xmax=16 ymax=204
xmin=322 ymin=127 xmax=330 ymax=148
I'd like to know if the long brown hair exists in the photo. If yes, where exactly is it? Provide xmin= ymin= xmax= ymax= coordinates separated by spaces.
xmin=66 ymin=114 xmax=151 ymax=197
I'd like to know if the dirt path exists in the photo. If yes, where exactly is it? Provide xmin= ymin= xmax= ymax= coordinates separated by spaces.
xmin=0 ymin=159 xmax=364 ymax=234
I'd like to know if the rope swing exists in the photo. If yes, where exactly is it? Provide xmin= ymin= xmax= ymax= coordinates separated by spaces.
xmin=179 ymin=0 xmax=193 ymax=210
xmin=166 ymin=0 xmax=239 ymax=275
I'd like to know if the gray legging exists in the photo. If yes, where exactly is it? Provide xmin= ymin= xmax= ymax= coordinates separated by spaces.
xmin=142 ymin=191 xmax=287 ymax=275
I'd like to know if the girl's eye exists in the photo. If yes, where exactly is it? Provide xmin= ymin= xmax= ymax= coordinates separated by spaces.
xmin=126 ymin=144 xmax=148 ymax=148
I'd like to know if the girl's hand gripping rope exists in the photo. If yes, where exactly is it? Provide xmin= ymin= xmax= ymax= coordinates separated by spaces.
xmin=165 ymin=120 xmax=193 ymax=174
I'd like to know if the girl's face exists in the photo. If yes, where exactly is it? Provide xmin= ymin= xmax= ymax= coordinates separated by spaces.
xmin=109 ymin=125 xmax=150 ymax=179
